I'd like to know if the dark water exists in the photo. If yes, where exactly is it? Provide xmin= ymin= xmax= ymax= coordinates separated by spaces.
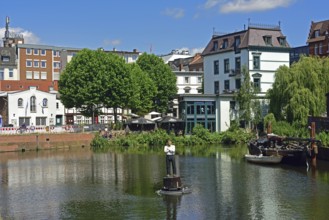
xmin=0 ymin=146 xmax=329 ymax=220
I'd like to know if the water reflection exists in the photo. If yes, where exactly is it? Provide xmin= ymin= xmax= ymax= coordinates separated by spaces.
xmin=0 ymin=146 xmax=329 ymax=219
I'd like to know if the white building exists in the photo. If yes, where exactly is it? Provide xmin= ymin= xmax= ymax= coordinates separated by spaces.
xmin=179 ymin=24 xmax=290 ymax=133
xmin=2 ymin=86 xmax=58 ymax=127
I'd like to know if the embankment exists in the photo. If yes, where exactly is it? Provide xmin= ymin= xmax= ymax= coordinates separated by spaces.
xmin=0 ymin=132 xmax=95 ymax=152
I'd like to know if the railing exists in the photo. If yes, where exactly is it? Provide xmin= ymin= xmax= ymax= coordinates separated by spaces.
xmin=229 ymin=69 xmax=241 ymax=77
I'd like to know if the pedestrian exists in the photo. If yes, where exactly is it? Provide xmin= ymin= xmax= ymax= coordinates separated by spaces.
xmin=164 ymin=139 xmax=176 ymax=177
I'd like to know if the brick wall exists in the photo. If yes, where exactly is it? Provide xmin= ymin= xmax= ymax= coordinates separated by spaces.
xmin=0 ymin=132 xmax=95 ymax=152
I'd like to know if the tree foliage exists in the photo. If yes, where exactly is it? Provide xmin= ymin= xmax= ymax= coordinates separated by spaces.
xmin=136 ymin=53 xmax=177 ymax=113
xmin=267 ymin=56 xmax=329 ymax=126
xmin=235 ymin=66 xmax=257 ymax=128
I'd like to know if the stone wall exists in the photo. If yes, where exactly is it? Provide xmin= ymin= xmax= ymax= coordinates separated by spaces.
xmin=0 ymin=132 xmax=95 ymax=152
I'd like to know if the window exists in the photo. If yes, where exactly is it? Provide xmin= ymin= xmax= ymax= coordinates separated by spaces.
xmin=214 ymin=60 xmax=219 ymax=75
xmin=234 ymin=36 xmax=241 ymax=53
xmin=214 ymin=81 xmax=219 ymax=94
xmin=9 ymin=68 xmax=13 ymax=77
xmin=26 ymin=71 xmax=33 ymax=79
xmin=314 ymin=44 xmax=318 ymax=55
xmin=42 ymin=98 xmax=48 ymax=107
xmin=224 ymin=59 xmax=230 ymax=73
xmin=235 ymin=57 xmax=241 ymax=73
xmin=0 ymin=69 xmax=3 ymax=80
xmin=41 ymin=60 xmax=46 ymax=68
xmin=53 ymin=61 xmax=61 ymax=69
xmin=56 ymin=102 xmax=59 ymax=109
xmin=319 ymin=43 xmax=323 ymax=54
xmin=197 ymin=77 xmax=202 ymax=83
xmin=26 ymin=48 xmax=32 ymax=55
xmin=36 ymin=117 xmax=46 ymax=126
xmin=34 ymin=60 xmax=39 ymax=67
xmin=253 ymin=56 xmax=260 ymax=70
xmin=1 ymin=56 xmax=9 ymax=62
xmin=18 ymin=98 xmax=23 ymax=107
xmin=26 ymin=60 xmax=32 ymax=67
xmin=224 ymin=80 xmax=230 ymax=90
xmin=53 ymin=50 xmax=60 ymax=57
xmin=41 ymin=49 xmax=46 ymax=56
xmin=100 ymin=116 xmax=106 ymax=124
xmin=41 ymin=72 xmax=47 ymax=80
xmin=253 ymin=78 xmax=260 ymax=90
xmin=34 ymin=71 xmax=40 ymax=79
xmin=263 ymin=35 xmax=272 ymax=45
xmin=30 ymin=96 xmax=36 ymax=113
xmin=184 ymin=87 xmax=191 ymax=94
xmin=33 ymin=49 xmax=39 ymax=55
xmin=235 ymin=78 xmax=241 ymax=90
xmin=197 ymin=87 xmax=202 ymax=94
xmin=213 ymin=41 xmax=218 ymax=51
xmin=184 ymin=77 xmax=189 ymax=84
xmin=278 ymin=37 xmax=286 ymax=46
xmin=314 ymin=30 xmax=320 ymax=38
xmin=222 ymin=39 xmax=228 ymax=49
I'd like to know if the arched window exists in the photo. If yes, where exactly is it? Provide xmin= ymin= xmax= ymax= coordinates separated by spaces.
xmin=30 ymin=96 xmax=36 ymax=113
xmin=18 ymin=98 xmax=23 ymax=107
xmin=42 ymin=98 xmax=48 ymax=107
xmin=184 ymin=87 xmax=191 ymax=94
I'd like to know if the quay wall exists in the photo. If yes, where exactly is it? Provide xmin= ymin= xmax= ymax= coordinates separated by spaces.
xmin=0 ymin=133 xmax=95 ymax=152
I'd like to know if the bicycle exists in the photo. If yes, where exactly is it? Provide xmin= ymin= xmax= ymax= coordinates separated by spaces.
xmin=16 ymin=127 xmax=29 ymax=134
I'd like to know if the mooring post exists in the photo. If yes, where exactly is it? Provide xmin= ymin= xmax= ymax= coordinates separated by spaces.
xmin=310 ymin=122 xmax=317 ymax=167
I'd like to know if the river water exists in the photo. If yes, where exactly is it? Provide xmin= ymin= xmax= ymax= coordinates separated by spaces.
xmin=0 ymin=146 xmax=329 ymax=220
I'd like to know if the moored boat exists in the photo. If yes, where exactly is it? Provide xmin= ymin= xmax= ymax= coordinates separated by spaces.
xmin=245 ymin=154 xmax=283 ymax=164
xmin=248 ymin=134 xmax=320 ymax=166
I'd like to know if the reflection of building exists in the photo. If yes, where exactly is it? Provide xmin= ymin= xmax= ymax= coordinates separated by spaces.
xmin=290 ymin=45 xmax=309 ymax=65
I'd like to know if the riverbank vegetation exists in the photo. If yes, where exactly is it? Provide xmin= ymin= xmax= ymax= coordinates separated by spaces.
xmin=91 ymin=124 xmax=254 ymax=152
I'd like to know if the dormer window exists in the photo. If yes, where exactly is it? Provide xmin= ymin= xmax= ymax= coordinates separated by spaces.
xmin=263 ymin=35 xmax=272 ymax=45
xmin=278 ymin=36 xmax=286 ymax=46
xmin=1 ymin=56 xmax=9 ymax=62
xmin=222 ymin=39 xmax=228 ymax=49
xmin=213 ymin=41 xmax=218 ymax=51
xmin=314 ymin=30 xmax=320 ymax=38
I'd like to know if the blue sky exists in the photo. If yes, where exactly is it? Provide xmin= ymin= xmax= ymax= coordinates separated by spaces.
xmin=1 ymin=0 xmax=328 ymax=55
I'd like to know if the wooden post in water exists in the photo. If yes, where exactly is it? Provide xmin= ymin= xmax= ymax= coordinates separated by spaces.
xmin=267 ymin=121 xmax=272 ymax=134
xmin=310 ymin=122 xmax=317 ymax=167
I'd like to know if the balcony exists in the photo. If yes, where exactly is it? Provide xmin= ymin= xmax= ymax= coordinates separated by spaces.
xmin=223 ymin=89 xmax=234 ymax=94
xmin=229 ymin=69 xmax=241 ymax=77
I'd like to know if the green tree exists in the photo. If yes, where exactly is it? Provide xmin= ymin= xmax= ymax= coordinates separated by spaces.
xmin=59 ymin=49 xmax=134 ymax=123
xmin=268 ymin=56 xmax=329 ymax=126
xmin=235 ymin=66 xmax=256 ymax=128
xmin=136 ymin=53 xmax=177 ymax=113
xmin=128 ymin=63 xmax=156 ymax=116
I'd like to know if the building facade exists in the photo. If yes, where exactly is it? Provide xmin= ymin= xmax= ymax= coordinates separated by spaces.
xmin=307 ymin=19 xmax=329 ymax=57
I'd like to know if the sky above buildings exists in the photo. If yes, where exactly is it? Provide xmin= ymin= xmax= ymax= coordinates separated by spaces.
xmin=0 ymin=0 xmax=328 ymax=55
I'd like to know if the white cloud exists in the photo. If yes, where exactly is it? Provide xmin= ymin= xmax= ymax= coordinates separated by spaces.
xmin=163 ymin=8 xmax=185 ymax=19
xmin=0 ymin=27 xmax=40 ymax=44
xmin=204 ymin=0 xmax=222 ymax=9
xmin=220 ymin=0 xmax=295 ymax=13
xmin=176 ymin=47 xmax=205 ymax=56
xmin=103 ymin=39 xmax=121 ymax=46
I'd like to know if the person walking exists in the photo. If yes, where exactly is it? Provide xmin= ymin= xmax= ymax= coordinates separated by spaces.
xmin=164 ymin=140 xmax=177 ymax=177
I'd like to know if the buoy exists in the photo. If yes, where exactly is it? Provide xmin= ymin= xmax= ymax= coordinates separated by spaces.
xmin=157 ymin=176 xmax=191 ymax=196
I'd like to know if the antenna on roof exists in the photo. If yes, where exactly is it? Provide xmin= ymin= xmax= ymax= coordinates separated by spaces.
xmin=213 ymin=27 xmax=215 ymax=35
xmin=248 ymin=18 xmax=251 ymax=27
xmin=278 ymin=21 xmax=281 ymax=28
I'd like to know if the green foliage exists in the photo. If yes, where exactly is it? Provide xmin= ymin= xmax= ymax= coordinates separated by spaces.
xmin=235 ymin=66 xmax=257 ymax=128
xmin=268 ymin=56 xmax=329 ymax=125
xmin=90 ymin=133 xmax=109 ymax=150
xmin=271 ymin=121 xmax=308 ymax=138
xmin=317 ymin=132 xmax=329 ymax=147
xmin=264 ymin=113 xmax=276 ymax=129
xmin=136 ymin=53 xmax=177 ymax=113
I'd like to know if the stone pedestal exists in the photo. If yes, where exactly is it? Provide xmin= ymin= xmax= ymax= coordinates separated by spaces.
xmin=163 ymin=176 xmax=182 ymax=190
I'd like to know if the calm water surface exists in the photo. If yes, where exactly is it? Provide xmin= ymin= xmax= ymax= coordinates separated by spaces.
xmin=0 ymin=146 xmax=329 ymax=220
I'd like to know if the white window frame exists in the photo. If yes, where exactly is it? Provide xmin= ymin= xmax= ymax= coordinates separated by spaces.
xmin=26 ymin=60 xmax=32 ymax=67
xmin=26 ymin=48 xmax=32 ymax=55
xmin=41 ymin=60 xmax=47 ymax=68
xmin=34 ymin=71 xmax=40 ymax=79
xmin=34 ymin=60 xmax=39 ymax=68
xmin=33 ymin=49 xmax=39 ymax=55
xmin=9 ymin=68 xmax=13 ymax=77
xmin=26 ymin=71 xmax=33 ymax=79
xmin=41 ymin=49 xmax=46 ymax=56
xmin=41 ymin=72 xmax=47 ymax=80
